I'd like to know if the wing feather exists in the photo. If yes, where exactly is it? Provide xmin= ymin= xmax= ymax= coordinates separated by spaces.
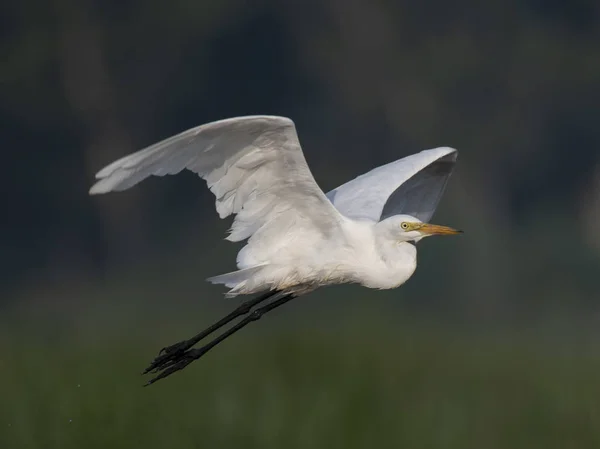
xmin=327 ymin=147 xmax=457 ymax=222
xmin=90 ymin=115 xmax=343 ymax=246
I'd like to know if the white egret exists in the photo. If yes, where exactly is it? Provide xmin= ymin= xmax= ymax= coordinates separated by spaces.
xmin=89 ymin=115 xmax=461 ymax=385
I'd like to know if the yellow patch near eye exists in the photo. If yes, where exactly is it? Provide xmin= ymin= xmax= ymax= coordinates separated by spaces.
xmin=401 ymin=222 xmax=424 ymax=231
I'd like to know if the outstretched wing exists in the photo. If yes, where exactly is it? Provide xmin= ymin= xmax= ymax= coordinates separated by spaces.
xmin=90 ymin=115 xmax=344 ymax=242
xmin=326 ymin=147 xmax=457 ymax=222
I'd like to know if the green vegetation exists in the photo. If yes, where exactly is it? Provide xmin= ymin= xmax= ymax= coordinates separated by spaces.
xmin=3 ymin=319 xmax=600 ymax=449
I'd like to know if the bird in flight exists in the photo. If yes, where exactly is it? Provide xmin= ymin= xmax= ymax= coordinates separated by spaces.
xmin=89 ymin=115 xmax=461 ymax=385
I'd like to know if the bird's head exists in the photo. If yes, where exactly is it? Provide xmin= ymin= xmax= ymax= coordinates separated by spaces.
xmin=378 ymin=214 xmax=462 ymax=243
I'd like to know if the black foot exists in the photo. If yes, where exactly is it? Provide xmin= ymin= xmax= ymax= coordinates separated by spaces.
xmin=142 ymin=340 xmax=193 ymax=375
xmin=141 ymin=291 xmax=296 ymax=386
xmin=144 ymin=347 xmax=207 ymax=386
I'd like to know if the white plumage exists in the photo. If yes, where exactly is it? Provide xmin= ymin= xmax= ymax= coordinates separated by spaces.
xmin=327 ymin=146 xmax=457 ymax=222
xmin=90 ymin=115 xmax=460 ymax=297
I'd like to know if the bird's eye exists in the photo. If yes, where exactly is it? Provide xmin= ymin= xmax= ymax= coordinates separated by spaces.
xmin=401 ymin=222 xmax=409 ymax=230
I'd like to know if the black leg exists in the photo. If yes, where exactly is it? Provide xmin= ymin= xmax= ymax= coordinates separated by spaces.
xmin=143 ymin=290 xmax=279 ymax=375
xmin=144 ymin=292 xmax=297 ymax=385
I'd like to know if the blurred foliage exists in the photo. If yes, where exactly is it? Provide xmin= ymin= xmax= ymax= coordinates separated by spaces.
xmin=3 ymin=319 xmax=600 ymax=449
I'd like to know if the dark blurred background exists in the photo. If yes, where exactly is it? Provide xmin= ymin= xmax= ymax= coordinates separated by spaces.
xmin=2 ymin=1 xmax=600 ymax=448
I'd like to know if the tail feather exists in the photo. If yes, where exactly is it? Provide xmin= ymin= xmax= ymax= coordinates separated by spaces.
xmin=207 ymin=266 xmax=266 ymax=295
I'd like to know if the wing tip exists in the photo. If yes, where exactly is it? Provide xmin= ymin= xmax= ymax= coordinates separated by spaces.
xmin=88 ymin=180 xmax=110 ymax=195
xmin=434 ymin=146 xmax=458 ymax=155
xmin=423 ymin=146 xmax=458 ymax=162
xmin=207 ymin=115 xmax=293 ymax=125
xmin=89 ymin=174 xmax=122 ymax=195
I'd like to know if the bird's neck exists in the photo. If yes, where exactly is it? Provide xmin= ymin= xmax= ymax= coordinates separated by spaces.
xmin=369 ymin=232 xmax=418 ymax=289
xmin=376 ymin=238 xmax=416 ymax=266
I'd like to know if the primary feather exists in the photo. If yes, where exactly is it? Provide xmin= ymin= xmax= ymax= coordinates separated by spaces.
xmin=326 ymin=147 xmax=457 ymax=222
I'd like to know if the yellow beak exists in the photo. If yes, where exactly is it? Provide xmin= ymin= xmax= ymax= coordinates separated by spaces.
xmin=418 ymin=223 xmax=463 ymax=236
